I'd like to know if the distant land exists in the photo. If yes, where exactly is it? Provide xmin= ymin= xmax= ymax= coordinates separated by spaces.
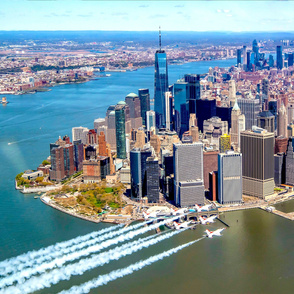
xmin=1 ymin=31 xmax=294 ymax=46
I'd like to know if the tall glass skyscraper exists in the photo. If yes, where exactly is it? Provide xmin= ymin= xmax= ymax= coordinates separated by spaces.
xmin=115 ymin=102 xmax=127 ymax=159
xmin=138 ymin=88 xmax=150 ymax=126
xmin=277 ymin=45 xmax=283 ymax=69
xmin=154 ymin=30 xmax=168 ymax=128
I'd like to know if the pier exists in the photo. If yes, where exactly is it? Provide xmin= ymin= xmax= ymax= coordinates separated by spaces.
xmin=259 ymin=206 xmax=294 ymax=221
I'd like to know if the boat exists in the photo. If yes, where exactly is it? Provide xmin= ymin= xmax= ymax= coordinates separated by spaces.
xmin=34 ymin=196 xmax=39 ymax=199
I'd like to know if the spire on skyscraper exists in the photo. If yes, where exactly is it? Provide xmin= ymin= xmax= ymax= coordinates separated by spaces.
xmin=159 ymin=26 xmax=161 ymax=51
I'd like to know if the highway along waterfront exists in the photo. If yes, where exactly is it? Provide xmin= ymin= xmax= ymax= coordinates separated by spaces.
xmin=0 ymin=59 xmax=293 ymax=294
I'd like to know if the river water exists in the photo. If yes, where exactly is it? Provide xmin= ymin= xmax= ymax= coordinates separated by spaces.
xmin=0 ymin=59 xmax=293 ymax=294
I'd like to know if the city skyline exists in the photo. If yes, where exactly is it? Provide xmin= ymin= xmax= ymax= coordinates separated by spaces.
xmin=1 ymin=1 xmax=294 ymax=32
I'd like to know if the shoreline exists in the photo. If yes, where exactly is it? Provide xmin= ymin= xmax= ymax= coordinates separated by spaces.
xmin=39 ymin=191 xmax=294 ymax=225
xmin=1 ymin=57 xmax=235 ymax=96
xmin=40 ymin=194 xmax=136 ymax=226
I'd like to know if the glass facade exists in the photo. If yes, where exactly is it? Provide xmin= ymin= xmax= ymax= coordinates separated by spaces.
xmin=138 ymin=88 xmax=150 ymax=126
xmin=154 ymin=51 xmax=168 ymax=128
xmin=115 ymin=106 xmax=126 ymax=159
xmin=277 ymin=45 xmax=283 ymax=69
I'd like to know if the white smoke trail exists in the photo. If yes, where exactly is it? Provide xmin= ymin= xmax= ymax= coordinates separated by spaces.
xmin=1 ymin=217 xmax=158 ymax=277
xmin=0 ymin=225 xmax=121 ymax=276
xmin=3 ymin=230 xmax=181 ymax=293
xmin=0 ymin=217 xmax=177 ymax=288
xmin=59 ymin=238 xmax=204 ymax=294
xmin=0 ymin=225 xmax=123 ymax=276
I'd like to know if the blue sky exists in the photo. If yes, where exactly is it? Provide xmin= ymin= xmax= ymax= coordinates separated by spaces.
xmin=1 ymin=1 xmax=294 ymax=31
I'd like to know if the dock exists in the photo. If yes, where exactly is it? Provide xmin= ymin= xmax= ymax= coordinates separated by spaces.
xmin=259 ymin=206 xmax=294 ymax=221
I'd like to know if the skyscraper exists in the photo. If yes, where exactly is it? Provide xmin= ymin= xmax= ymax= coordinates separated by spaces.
xmin=228 ymin=79 xmax=236 ymax=107
xmin=165 ymin=91 xmax=173 ymax=131
xmin=219 ymin=134 xmax=231 ymax=153
xmin=241 ymin=127 xmax=274 ymax=198
xmin=138 ymin=88 xmax=150 ymax=126
xmin=125 ymin=93 xmax=142 ymax=130
xmin=73 ymin=139 xmax=84 ymax=172
xmin=285 ymin=138 xmax=294 ymax=185
xmin=237 ymin=48 xmax=242 ymax=66
xmin=130 ymin=148 xmax=152 ymax=199
xmin=277 ymin=103 xmax=288 ymax=138
xmin=252 ymin=39 xmax=259 ymax=65
xmin=288 ymin=53 xmax=294 ymax=67
xmin=243 ymin=45 xmax=247 ymax=67
xmin=238 ymin=97 xmax=260 ymax=130
xmin=218 ymin=151 xmax=242 ymax=204
xmin=174 ymin=79 xmax=188 ymax=134
xmin=269 ymin=100 xmax=278 ymax=130
xmin=173 ymin=143 xmax=204 ymax=207
xmin=146 ymin=110 xmax=156 ymax=132
xmin=184 ymin=74 xmax=201 ymax=115
xmin=146 ymin=157 xmax=160 ymax=203
xmin=72 ymin=127 xmax=89 ymax=145
xmin=154 ymin=28 xmax=168 ymax=128
xmin=277 ymin=45 xmax=283 ymax=69
xmin=196 ymin=98 xmax=216 ymax=132
xmin=257 ymin=111 xmax=275 ymax=133
xmin=115 ymin=102 xmax=127 ymax=159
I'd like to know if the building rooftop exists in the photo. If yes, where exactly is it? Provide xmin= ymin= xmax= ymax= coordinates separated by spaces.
xmin=126 ymin=93 xmax=138 ymax=98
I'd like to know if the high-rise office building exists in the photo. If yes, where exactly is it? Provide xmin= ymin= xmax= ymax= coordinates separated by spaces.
xmin=228 ymin=79 xmax=236 ymax=107
xmin=269 ymin=100 xmax=278 ymax=130
xmin=241 ymin=127 xmax=274 ymax=198
xmin=115 ymin=102 xmax=127 ymax=159
xmin=252 ymin=39 xmax=259 ymax=65
xmin=73 ymin=139 xmax=84 ymax=172
xmin=125 ymin=93 xmax=142 ymax=130
xmin=277 ymin=45 xmax=283 ymax=69
xmin=274 ymin=153 xmax=285 ymax=186
xmin=216 ymin=105 xmax=232 ymax=130
xmin=146 ymin=157 xmax=160 ymax=203
xmin=154 ymin=28 xmax=168 ymax=128
xmin=257 ymin=111 xmax=275 ymax=133
xmin=262 ymin=78 xmax=269 ymax=103
xmin=246 ymin=51 xmax=252 ymax=71
xmin=285 ymin=138 xmax=294 ymax=185
xmin=219 ymin=134 xmax=231 ymax=153
xmin=243 ymin=45 xmax=247 ymax=66
xmin=72 ymin=127 xmax=89 ymax=145
xmin=130 ymin=148 xmax=152 ymax=199
xmin=174 ymin=79 xmax=188 ymax=135
xmin=173 ymin=143 xmax=204 ymax=207
xmin=196 ymin=98 xmax=216 ymax=132
xmin=106 ymin=107 xmax=117 ymax=150
xmin=237 ymin=48 xmax=242 ymax=66
xmin=49 ymin=139 xmax=75 ymax=182
xmin=165 ymin=91 xmax=173 ymax=131
xmin=277 ymin=103 xmax=288 ymax=138
xmin=135 ymin=129 xmax=145 ymax=149
xmin=230 ymin=98 xmax=245 ymax=151
xmin=269 ymin=55 xmax=274 ymax=67
xmin=203 ymin=116 xmax=228 ymax=135
xmin=288 ymin=53 xmax=294 ymax=67
xmin=87 ymin=129 xmax=98 ymax=145
xmin=138 ymin=88 xmax=150 ymax=126
xmin=218 ymin=151 xmax=242 ymax=204
xmin=184 ymin=74 xmax=201 ymax=115
xmin=238 ymin=98 xmax=260 ymax=130
xmin=98 ymin=131 xmax=107 ymax=156
xmin=146 ymin=110 xmax=155 ymax=132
